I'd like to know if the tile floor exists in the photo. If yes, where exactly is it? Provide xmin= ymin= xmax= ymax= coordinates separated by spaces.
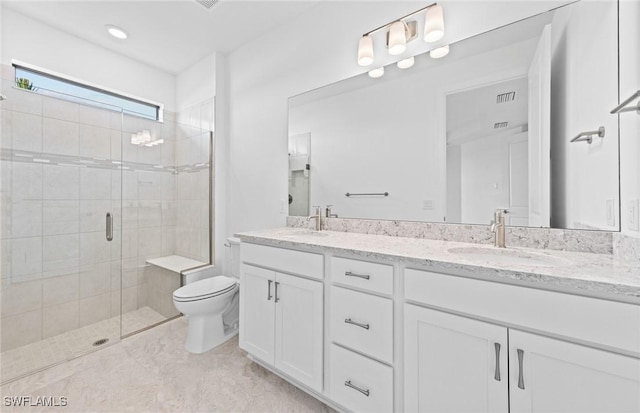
xmin=1 ymin=307 xmax=166 ymax=383
xmin=1 ymin=317 xmax=334 ymax=412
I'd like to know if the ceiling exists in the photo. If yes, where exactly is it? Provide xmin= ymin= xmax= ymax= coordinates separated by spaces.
xmin=447 ymin=76 xmax=529 ymax=145
xmin=3 ymin=0 xmax=322 ymax=74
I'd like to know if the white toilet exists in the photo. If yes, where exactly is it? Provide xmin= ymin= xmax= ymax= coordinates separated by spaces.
xmin=173 ymin=237 xmax=241 ymax=354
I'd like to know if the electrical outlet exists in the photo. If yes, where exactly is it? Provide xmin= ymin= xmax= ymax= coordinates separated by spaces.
xmin=628 ymin=199 xmax=639 ymax=231
xmin=606 ymin=199 xmax=616 ymax=227
xmin=422 ymin=200 xmax=434 ymax=210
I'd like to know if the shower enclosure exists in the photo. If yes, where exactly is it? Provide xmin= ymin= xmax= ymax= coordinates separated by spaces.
xmin=0 ymin=68 xmax=212 ymax=383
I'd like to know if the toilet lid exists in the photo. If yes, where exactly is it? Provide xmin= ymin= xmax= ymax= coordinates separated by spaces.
xmin=173 ymin=276 xmax=237 ymax=301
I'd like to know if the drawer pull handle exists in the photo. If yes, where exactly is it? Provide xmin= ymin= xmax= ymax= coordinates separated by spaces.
xmin=517 ymin=349 xmax=525 ymax=389
xmin=267 ymin=280 xmax=273 ymax=301
xmin=494 ymin=342 xmax=501 ymax=381
xmin=345 ymin=271 xmax=370 ymax=280
xmin=344 ymin=380 xmax=370 ymax=397
xmin=274 ymin=281 xmax=280 ymax=303
xmin=344 ymin=318 xmax=370 ymax=330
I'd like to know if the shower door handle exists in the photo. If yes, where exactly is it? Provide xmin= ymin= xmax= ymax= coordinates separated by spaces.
xmin=106 ymin=213 xmax=113 ymax=241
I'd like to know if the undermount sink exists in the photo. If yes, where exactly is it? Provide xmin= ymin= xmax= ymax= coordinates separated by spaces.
xmin=295 ymin=230 xmax=329 ymax=237
xmin=447 ymin=247 xmax=572 ymax=268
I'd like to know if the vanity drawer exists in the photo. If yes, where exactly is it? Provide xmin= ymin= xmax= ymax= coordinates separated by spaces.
xmin=330 ymin=344 xmax=393 ymax=413
xmin=331 ymin=286 xmax=393 ymax=364
xmin=241 ymin=242 xmax=323 ymax=280
xmin=331 ymin=256 xmax=393 ymax=295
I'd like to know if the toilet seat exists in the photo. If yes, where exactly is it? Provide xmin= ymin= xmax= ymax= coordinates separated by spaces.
xmin=173 ymin=276 xmax=237 ymax=302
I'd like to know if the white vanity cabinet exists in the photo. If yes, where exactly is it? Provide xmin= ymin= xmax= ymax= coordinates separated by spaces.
xmin=509 ymin=330 xmax=640 ymax=413
xmin=404 ymin=305 xmax=509 ymax=413
xmin=238 ymin=235 xmax=640 ymax=413
xmin=404 ymin=268 xmax=640 ymax=413
xmin=239 ymin=244 xmax=324 ymax=392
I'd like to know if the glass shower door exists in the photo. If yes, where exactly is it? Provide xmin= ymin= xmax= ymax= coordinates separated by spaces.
xmin=0 ymin=73 xmax=124 ymax=383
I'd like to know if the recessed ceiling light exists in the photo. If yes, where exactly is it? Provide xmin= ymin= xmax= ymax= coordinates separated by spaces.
xmin=106 ymin=25 xmax=128 ymax=40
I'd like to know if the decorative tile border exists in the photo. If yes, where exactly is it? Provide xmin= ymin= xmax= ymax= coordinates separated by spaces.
xmin=287 ymin=216 xmax=615 ymax=255
xmin=0 ymin=148 xmax=209 ymax=174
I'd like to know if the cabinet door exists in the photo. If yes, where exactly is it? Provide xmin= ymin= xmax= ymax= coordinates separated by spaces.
xmin=404 ymin=305 xmax=508 ymax=413
xmin=509 ymin=330 xmax=640 ymax=413
xmin=274 ymin=272 xmax=323 ymax=392
xmin=239 ymin=264 xmax=275 ymax=364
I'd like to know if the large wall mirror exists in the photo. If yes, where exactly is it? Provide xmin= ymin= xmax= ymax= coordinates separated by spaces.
xmin=288 ymin=1 xmax=620 ymax=231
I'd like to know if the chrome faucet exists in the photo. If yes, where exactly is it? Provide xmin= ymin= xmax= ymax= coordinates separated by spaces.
xmin=490 ymin=209 xmax=509 ymax=248
xmin=308 ymin=205 xmax=322 ymax=231
xmin=325 ymin=205 xmax=338 ymax=218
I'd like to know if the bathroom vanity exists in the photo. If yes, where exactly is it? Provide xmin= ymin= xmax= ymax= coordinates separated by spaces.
xmin=237 ymin=227 xmax=640 ymax=413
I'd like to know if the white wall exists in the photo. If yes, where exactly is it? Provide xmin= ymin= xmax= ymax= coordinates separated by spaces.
xmin=227 ymin=0 xmax=569 ymax=235
xmin=619 ymin=0 xmax=640 ymax=238
xmin=1 ymin=7 xmax=176 ymax=111
xmin=549 ymin=1 xmax=619 ymax=230
xmin=176 ymin=53 xmax=216 ymax=112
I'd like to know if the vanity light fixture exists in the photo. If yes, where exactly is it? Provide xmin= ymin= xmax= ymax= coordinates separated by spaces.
xmin=424 ymin=4 xmax=445 ymax=42
xmin=131 ymin=130 xmax=151 ymax=145
xmin=388 ymin=21 xmax=408 ymax=55
xmin=429 ymin=44 xmax=450 ymax=59
xmin=106 ymin=25 xmax=128 ymax=40
xmin=397 ymin=56 xmax=415 ymax=69
xmin=368 ymin=67 xmax=385 ymax=78
xmin=358 ymin=36 xmax=374 ymax=66
xmin=357 ymin=2 xmax=444 ymax=67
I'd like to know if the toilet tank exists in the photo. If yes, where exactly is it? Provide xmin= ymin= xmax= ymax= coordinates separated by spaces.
xmin=227 ymin=237 xmax=241 ymax=278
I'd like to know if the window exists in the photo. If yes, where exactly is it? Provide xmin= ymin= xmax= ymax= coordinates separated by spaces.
xmin=13 ymin=63 xmax=161 ymax=121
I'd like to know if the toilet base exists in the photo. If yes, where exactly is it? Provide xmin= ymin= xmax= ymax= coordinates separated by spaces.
xmin=184 ymin=313 xmax=239 ymax=354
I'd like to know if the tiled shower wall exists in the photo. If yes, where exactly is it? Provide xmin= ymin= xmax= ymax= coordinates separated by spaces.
xmin=140 ymin=101 xmax=213 ymax=319
xmin=175 ymin=99 xmax=213 ymax=264
xmin=0 ymin=73 xmax=211 ymax=350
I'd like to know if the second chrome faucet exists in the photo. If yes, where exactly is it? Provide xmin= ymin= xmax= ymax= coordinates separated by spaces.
xmin=490 ymin=209 xmax=509 ymax=248
xmin=309 ymin=205 xmax=339 ymax=231
xmin=308 ymin=205 xmax=322 ymax=231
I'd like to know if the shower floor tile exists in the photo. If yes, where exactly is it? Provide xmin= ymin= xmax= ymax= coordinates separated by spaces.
xmin=1 ymin=306 xmax=166 ymax=383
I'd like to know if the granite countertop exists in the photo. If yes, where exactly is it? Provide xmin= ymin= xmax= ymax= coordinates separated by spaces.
xmin=237 ymin=227 xmax=640 ymax=304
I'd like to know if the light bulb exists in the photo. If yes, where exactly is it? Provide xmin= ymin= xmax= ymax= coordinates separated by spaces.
xmin=429 ymin=45 xmax=450 ymax=59
xmin=368 ymin=67 xmax=385 ymax=78
xmin=424 ymin=4 xmax=444 ymax=42
xmin=388 ymin=21 xmax=407 ymax=55
xmin=358 ymin=36 xmax=374 ymax=66
xmin=397 ymin=56 xmax=415 ymax=69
